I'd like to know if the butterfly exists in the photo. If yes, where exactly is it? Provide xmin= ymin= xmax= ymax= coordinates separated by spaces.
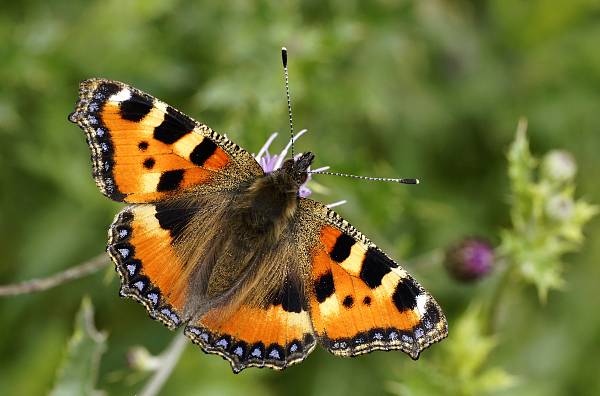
xmin=69 ymin=78 xmax=448 ymax=373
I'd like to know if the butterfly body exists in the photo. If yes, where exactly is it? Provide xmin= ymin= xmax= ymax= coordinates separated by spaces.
xmin=232 ymin=153 xmax=314 ymax=246
xmin=70 ymin=79 xmax=447 ymax=373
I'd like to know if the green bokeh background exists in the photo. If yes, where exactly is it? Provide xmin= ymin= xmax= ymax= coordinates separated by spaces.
xmin=1 ymin=1 xmax=599 ymax=395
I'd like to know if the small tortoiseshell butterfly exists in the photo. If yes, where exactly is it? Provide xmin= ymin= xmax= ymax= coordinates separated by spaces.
xmin=69 ymin=75 xmax=448 ymax=373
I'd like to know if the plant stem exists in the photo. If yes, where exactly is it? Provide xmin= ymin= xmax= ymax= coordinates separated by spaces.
xmin=0 ymin=252 xmax=109 ymax=296
xmin=484 ymin=259 xmax=513 ymax=334
xmin=139 ymin=332 xmax=189 ymax=396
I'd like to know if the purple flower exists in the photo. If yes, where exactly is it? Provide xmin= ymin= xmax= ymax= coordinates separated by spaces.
xmin=254 ymin=131 xmax=346 ymax=207
xmin=444 ymin=238 xmax=495 ymax=282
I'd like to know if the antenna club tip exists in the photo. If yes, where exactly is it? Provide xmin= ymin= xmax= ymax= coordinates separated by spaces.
xmin=401 ymin=178 xmax=419 ymax=185
xmin=281 ymin=47 xmax=288 ymax=67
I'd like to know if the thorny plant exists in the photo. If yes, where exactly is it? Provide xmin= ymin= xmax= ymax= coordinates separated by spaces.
xmin=388 ymin=120 xmax=597 ymax=396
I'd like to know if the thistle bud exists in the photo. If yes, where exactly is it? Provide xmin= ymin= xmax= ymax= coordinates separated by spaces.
xmin=444 ymin=238 xmax=495 ymax=282
xmin=542 ymin=150 xmax=576 ymax=182
xmin=546 ymin=195 xmax=574 ymax=221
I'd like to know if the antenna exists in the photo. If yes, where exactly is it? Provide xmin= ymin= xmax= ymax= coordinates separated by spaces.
xmin=282 ymin=47 xmax=294 ymax=158
xmin=308 ymin=170 xmax=419 ymax=185
xmin=281 ymin=47 xmax=418 ymax=187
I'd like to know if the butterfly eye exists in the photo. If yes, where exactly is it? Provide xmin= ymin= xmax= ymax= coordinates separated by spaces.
xmin=297 ymin=172 xmax=308 ymax=185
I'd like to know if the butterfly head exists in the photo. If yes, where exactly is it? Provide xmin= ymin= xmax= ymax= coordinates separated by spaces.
xmin=281 ymin=152 xmax=315 ymax=187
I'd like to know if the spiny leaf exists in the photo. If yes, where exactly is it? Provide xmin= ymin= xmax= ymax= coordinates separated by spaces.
xmin=50 ymin=297 xmax=107 ymax=396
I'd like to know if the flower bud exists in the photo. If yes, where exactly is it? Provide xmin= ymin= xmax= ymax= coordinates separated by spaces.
xmin=444 ymin=238 xmax=495 ymax=282
xmin=546 ymin=195 xmax=574 ymax=221
xmin=542 ymin=150 xmax=576 ymax=182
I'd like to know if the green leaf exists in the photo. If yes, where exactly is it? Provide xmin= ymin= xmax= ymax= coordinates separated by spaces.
xmin=50 ymin=297 xmax=107 ymax=396
xmin=470 ymin=367 xmax=518 ymax=394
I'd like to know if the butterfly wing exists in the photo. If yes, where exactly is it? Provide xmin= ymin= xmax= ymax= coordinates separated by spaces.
xmin=107 ymin=161 xmax=251 ymax=328
xmin=184 ymin=277 xmax=316 ymax=373
xmin=69 ymin=79 xmax=263 ymax=203
xmin=300 ymin=199 xmax=448 ymax=359
xmin=108 ymin=203 xmax=195 ymax=329
xmin=73 ymin=79 xmax=264 ymax=328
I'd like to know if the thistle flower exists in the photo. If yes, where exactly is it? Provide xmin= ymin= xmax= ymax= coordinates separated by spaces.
xmin=254 ymin=131 xmax=346 ymax=208
xmin=444 ymin=238 xmax=495 ymax=282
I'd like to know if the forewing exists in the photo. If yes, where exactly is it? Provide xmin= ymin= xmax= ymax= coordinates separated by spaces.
xmin=69 ymin=78 xmax=263 ymax=203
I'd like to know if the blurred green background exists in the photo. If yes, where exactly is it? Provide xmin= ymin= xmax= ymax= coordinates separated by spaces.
xmin=1 ymin=1 xmax=599 ymax=395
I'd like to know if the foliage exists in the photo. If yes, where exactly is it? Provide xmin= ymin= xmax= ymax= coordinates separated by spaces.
xmin=387 ymin=125 xmax=595 ymax=396
xmin=388 ymin=305 xmax=515 ymax=396
xmin=50 ymin=298 xmax=107 ymax=396
xmin=501 ymin=121 xmax=597 ymax=301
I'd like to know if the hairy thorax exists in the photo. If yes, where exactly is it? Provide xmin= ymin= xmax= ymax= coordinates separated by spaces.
xmin=235 ymin=171 xmax=299 ymax=243
xmin=204 ymin=170 xmax=300 ymax=300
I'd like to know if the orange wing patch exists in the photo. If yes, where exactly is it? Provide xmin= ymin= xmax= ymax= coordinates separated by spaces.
xmin=70 ymin=79 xmax=247 ymax=203
xmin=309 ymin=226 xmax=447 ymax=359
xmin=185 ymin=279 xmax=317 ymax=373
xmin=108 ymin=204 xmax=198 ymax=329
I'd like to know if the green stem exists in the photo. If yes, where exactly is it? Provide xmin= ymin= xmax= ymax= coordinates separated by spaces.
xmin=483 ymin=259 xmax=513 ymax=334
xmin=0 ymin=253 xmax=110 ymax=297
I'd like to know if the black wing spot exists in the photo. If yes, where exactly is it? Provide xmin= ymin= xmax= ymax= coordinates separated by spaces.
xmin=154 ymin=201 xmax=197 ymax=241
xmin=157 ymin=169 xmax=184 ymax=192
xmin=425 ymin=301 xmax=441 ymax=324
xmin=138 ymin=141 xmax=149 ymax=151
xmin=120 ymin=92 xmax=153 ymax=122
xmin=153 ymin=106 xmax=195 ymax=144
xmin=314 ymin=271 xmax=335 ymax=303
xmin=303 ymin=333 xmax=315 ymax=346
xmin=362 ymin=296 xmax=371 ymax=306
xmin=271 ymin=277 xmax=304 ymax=313
xmin=143 ymin=158 xmax=155 ymax=169
xmin=99 ymin=82 xmax=121 ymax=97
xmin=330 ymin=233 xmax=355 ymax=262
xmin=392 ymin=277 xmax=420 ymax=312
xmin=342 ymin=295 xmax=354 ymax=308
xmin=359 ymin=248 xmax=392 ymax=288
xmin=190 ymin=139 xmax=218 ymax=166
